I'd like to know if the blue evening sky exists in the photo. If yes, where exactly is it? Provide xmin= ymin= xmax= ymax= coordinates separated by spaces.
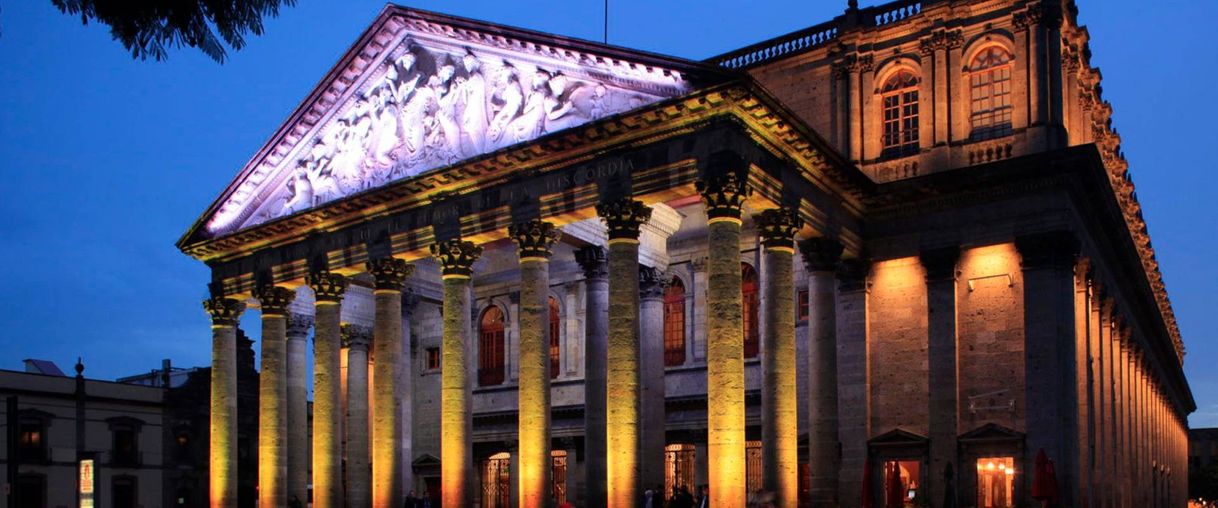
xmin=1 ymin=1 xmax=1215 ymax=424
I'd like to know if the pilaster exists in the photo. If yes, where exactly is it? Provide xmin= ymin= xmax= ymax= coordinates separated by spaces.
xmin=342 ymin=322 xmax=373 ymax=508
xmin=638 ymin=265 xmax=668 ymax=492
xmin=919 ymin=246 xmax=959 ymax=508
xmin=286 ymin=312 xmax=313 ymax=507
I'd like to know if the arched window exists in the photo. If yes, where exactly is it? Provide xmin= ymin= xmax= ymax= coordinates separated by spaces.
xmin=881 ymin=69 xmax=920 ymax=157
xmin=663 ymin=277 xmax=686 ymax=367
xmin=969 ymin=46 xmax=1014 ymax=140
xmin=549 ymin=296 xmax=561 ymax=379
xmin=742 ymin=263 xmax=760 ymax=359
xmin=479 ymin=306 xmax=506 ymax=386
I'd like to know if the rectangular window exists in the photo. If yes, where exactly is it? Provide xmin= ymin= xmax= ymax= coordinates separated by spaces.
xmin=112 ymin=428 xmax=139 ymax=467
xmin=426 ymin=347 xmax=441 ymax=371
xmin=976 ymin=457 xmax=1015 ymax=508
xmin=18 ymin=422 xmax=46 ymax=462
xmin=882 ymin=460 xmax=922 ymax=507
xmin=798 ymin=289 xmax=809 ymax=321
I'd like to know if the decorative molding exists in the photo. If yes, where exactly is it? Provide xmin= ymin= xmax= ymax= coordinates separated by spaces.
xmin=595 ymin=199 xmax=652 ymax=240
xmin=366 ymin=257 xmax=415 ymax=290
xmin=638 ymin=266 xmax=668 ymax=300
xmin=919 ymin=29 xmax=964 ymax=56
xmin=697 ymin=171 xmax=751 ymax=221
xmin=203 ymin=297 xmax=246 ymax=327
xmin=508 ymin=219 xmax=561 ymax=259
xmin=755 ymin=208 xmax=803 ymax=251
xmin=341 ymin=323 xmax=373 ymax=350
xmin=430 ymin=239 xmax=483 ymax=278
xmin=799 ymin=238 xmax=843 ymax=273
xmin=287 ymin=313 xmax=314 ymax=338
xmin=574 ymin=246 xmax=608 ymax=281
xmin=253 ymin=285 xmax=296 ymax=316
xmin=306 ymin=270 xmax=349 ymax=302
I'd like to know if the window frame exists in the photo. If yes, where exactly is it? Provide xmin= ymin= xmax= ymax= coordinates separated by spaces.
xmin=967 ymin=45 xmax=1015 ymax=141
xmin=663 ymin=276 xmax=687 ymax=367
xmin=478 ymin=305 xmax=507 ymax=387
xmin=549 ymin=296 xmax=561 ymax=379
xmin=742 ymin=263 xmax=760 ymax=359
xmin=107 ymin=416 xmax=144 ymax=468
xmin=880 ymin=69 xmax=921 ymax=158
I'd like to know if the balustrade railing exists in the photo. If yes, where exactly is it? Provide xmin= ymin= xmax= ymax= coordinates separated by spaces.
xmin=708 ymin=0 xmax=927 ymax=70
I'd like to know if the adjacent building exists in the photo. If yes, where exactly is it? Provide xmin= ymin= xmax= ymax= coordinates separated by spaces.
xmin=176 ymin=1 xmax=1195 ymax=507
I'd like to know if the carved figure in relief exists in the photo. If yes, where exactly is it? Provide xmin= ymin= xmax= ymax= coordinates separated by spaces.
xmin=367 ymin=84 xmax=401 ymax=167
xmin=430 ymin=61 xmax=462 ymax=162
xmin=458 ymin=49 xmax=489 ymax=155
xmin=544 ymin=72 xmax=590 ymax=132
xmin=508 ymin=68 xmax=551 ymax=143
xmin=283 ymin=167 xmax=314 ymax=213
xmin=487 ymin=63 xmax=524 ymax=149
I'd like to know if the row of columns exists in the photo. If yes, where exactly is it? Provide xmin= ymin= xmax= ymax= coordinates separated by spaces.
xmin=203 ymin=170 xmax=834 ymax=508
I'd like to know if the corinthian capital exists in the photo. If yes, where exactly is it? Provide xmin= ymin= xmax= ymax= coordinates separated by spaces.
xmin=697 ymin=172 xmax=751 ymax=222
xmin=639 ymin=266 xmax=669 ymax=300
xmin=574 ymin=246 xmax=608 ymax=280
xmin=596 ymin=199 xmax=652 ymax=242
xmin=799 ymin=238 xmax=843 ymax=272
xmin=203 ymin=297 xmax=246 ymax=327
xmin=306 ymin=270 xmax=348 ymax=303
xmin=430 ymin=239 xmax=483 ymax=279
xmin=509 ymin=219 xmax=562 ymax=260
xmin=755 ymin=208 xmax=803 ymax=252
xmin=366 ymin=257 xmax=414 ymax=291
xmin=340 ymin=323 xmax=373 ymax=351
xmin=253 ymin=285 xmax=296 ymax=316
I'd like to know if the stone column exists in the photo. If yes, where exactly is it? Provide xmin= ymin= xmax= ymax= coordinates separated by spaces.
xmin=343 ymin=323 xmax=373 ymax=508
xmin=204 ymin=296 xmax=245 ymax=508
xmin=697 ymin=168 xmax=750 ymax=508
xmin=367 ymin=257 xmax=413 ymax=508
xmin=254 ymin=284 xmax=296 ymax=508
xmin=835 ymin=259 xmax=871 ymax=508
xmin=920 ymin=246 xmax=959 ymax=508
xmin=638 ymin=266 xmax=668 ymax=493
xmin=799 ymin=238 xmax=842 ymax=507
xmin=287 ymin=312 xmax=313 ymax=506
xmin=308 ymin=271 xmax=348 ymax=508
xmin=1016 ymin=231 xmax=1079 ymax=508
xmin=595 ymin=198 xmax=652 ymax=507
xmin=509 ymin=219 xmax=561 ymax=508
xmin=431 ymin=239 xmax=483 ymax=508
xmin=756 ymin=208 xmax=801 ymax=508
xmin=575 ymin=246 xmax=610 ymax=508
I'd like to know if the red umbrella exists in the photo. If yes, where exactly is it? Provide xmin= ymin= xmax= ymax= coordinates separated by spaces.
xmin=885 ymin=462 xmax=904 ymax=508
xmin=1031 ymin=449 xmax=1061 ymax=506
xmin=861 ymin=459 xmax=876 ymax=508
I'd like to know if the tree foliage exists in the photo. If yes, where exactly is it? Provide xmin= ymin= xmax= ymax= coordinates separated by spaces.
xmin=50 ymin=0 xmax=296 ymax=63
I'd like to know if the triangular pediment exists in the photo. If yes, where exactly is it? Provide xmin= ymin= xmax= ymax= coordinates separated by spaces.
xmin=868 ymin=428 xmax=929 ymax=447
xmin=958 ymin=423 xmax=1024 ymax=443
xmin=186 ymin=5 xmax=723 ymax=242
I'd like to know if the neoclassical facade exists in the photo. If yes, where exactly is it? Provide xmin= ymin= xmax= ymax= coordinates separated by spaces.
xmin=178 ymin=1 xmax=1194 ymax=507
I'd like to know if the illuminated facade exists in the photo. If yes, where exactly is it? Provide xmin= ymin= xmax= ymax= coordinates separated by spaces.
xmin=179 ymin=1 xmax=1194 ymax=507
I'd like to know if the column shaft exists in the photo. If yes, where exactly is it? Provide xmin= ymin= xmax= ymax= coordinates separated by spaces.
xmin=256 ymin=286 xmax=295 ymax=508
xmin=345 ymin=325 xmax=372 ymax=508
xmin=576 ymin=246 xmax=609 ymax=508
xmin=639 ymin=268 xmax=668 ymax=494
xmin=511 ymin=218 xmax=559 ymax=508
xmin=596 ymin=199 xmax=652 ymax=507
xmin=311 ymin=272 xmax=345 ymax=508
xmin=921 ymin=247 xmax=959 ymax=508
xmin=699 ymin=168 xmax=749 ymax=508
xmin=287 ymin=314 xmax=312 ymax=506
xmin=432 ymin=240 xmax=482 ymax=508
xmin=757 ymin=209 xmax=801 ymax=508
xmin=800 ymin=239 xmax=842 ymax=508
xmin=368 ymin=258 xmax=413 ymax=508
xmin=205 ymin=297 xmax=244 ymax=508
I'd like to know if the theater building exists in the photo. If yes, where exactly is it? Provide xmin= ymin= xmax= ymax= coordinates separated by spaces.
xmin=177 ymin=0 xmax=1194 ymax=507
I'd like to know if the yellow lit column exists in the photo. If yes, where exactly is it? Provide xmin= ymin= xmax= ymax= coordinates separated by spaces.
xmin=343 ymin=323 xmax=373 ymax=508
xmin=204 ymin=295 xmax=245 ymax=508
xmin=254 ymin=284 xmax=297 ymax=508
xmin=756 ymin=208 xmax=802 ymax=508
xmin=286 ymin=313 xmax=313 ymax=507
xmin=509 ymin=220 xmax=562 ymax=508
xmin=431 ymin=239 xmax=483 ymax=508
xmin=367 ymin=257 xmax=414 ymax=508
xmin=595 ymin=198 xmax=652 ymax=507
xmin=308 ymin=271 xmax=348 ymax=508
xmin=696 ymin=168 xmax=751 ymax=508
xmin=798 ymin=238 xmax=842 ymax=508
